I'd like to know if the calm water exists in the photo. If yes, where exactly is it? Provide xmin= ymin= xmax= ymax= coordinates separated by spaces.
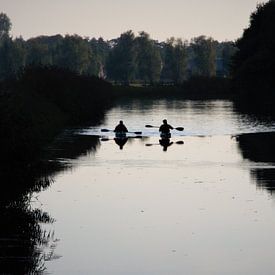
xmin=27 ymin=100 xmax=275 ymax=274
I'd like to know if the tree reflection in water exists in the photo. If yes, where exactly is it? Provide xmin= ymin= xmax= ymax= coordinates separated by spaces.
xmin=236 ymin=132 xmax=275 ymax=193
xmin=0 ymin=133 xmax=100 ymax=274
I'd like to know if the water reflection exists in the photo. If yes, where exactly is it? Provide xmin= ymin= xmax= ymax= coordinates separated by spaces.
xmin=236 ymin=132 xmax=275 ymax=193
xmin=3 ymin=99 xmax=275 ymax=274
xmin=114 ymin=137 xmax=128 ymax=150
xmin=145 ymin=138 xmax=184 ymax=151
xmin=0 ymin=132 xmax=100 ymax=274
xmin=47 ymin=132 xmax=100 ymax=160
xmin=96 ymin=99 xmax=275 ymax=138
xmin=159 ymin=138 xmax=173 ymax=151
xmin=0 ymin=162 xmax=57 ymax=274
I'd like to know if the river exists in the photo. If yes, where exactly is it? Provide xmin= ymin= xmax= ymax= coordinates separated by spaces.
xmin=3 ymin=99 xmax=275 ymax=274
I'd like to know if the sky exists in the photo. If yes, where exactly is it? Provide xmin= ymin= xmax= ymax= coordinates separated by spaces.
xmin=1 ymin=0 xmax=269 ymax=42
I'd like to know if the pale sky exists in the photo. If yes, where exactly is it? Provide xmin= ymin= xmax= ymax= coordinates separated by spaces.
xmin=0 ymin=0 xmax=268 ymax=42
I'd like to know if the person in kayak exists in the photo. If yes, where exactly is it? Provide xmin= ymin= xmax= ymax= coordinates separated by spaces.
xmin=159 ymin=119 xmax=173 ymax=135
xmin=114 ymin=120 xmax=128 ymax=133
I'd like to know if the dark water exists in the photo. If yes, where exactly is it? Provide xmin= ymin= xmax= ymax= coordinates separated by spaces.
xmin=1 ymin=99 xmax=275 ymax=274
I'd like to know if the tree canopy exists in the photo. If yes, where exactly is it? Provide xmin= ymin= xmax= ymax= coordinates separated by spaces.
xmin=0 ymin=13 xmax=236 ymax=83
xmin=232 ymin=0 xmax=275 ymax=97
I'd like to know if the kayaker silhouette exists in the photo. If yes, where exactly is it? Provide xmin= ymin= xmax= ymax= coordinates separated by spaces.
xmin=159 ymin=119 xmax=173 ymax=138
xmin=114 ymin=120 xmax=128 ymax=133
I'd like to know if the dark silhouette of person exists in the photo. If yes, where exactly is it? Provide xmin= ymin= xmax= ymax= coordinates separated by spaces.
xmin=159 ymin=119 xmax=173 ymax=134
xmin=114 ymin=137 xmax=128 ymax=150
xmin=159 ymin=138 xmax=173 ymax=151
xmin=114 ymin=120 xmax=128 ymax=133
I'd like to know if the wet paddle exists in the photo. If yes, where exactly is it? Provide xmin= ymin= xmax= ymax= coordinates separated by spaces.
xmin=145 ymin=125 xmax=184 ymax=131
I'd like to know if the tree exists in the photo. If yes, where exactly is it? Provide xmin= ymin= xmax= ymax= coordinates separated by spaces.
xmin=232 ymin=0 xmax=275 ymax=97
xmin=161 ymin=38 xmax=175 ymax=82
xmin=106 ymin=30 xmax=137 ymax=84
xmin=216 ymin=42 xmax=237 ymax=77
xmin=26 ymin=38 xmax=52 ymax=66
xmin=56 ymin=35 xmax=93 ymax=74
xmin=0 ymin=37 xmax=27 ymax=80
xmin=135 ymin=31 xmax=162 ymax=84
xmin=89 ymin=37 xmax=110 ymax=77
xmin=161 ymin=38 xmax=188 ymax=84
xmin=173 ymin=39 xmax=188 ymax=83
xmin=0 ymin=13 xmax=11 ymax=39
xmin=191 ymin=36 xmax=217 ymax=77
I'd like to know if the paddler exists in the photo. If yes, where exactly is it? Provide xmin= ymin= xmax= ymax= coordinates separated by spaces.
xmin=114 ymin=120 xmax=128 ymax=133
xmin=159 ymin=119 xmax=173 ymax=136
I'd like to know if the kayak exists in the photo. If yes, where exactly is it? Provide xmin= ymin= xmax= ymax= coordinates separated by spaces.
xmin=160 ymin=132 xmax=171 ymax=139
xmin=115 ymin=132 xmax=127 ymax=138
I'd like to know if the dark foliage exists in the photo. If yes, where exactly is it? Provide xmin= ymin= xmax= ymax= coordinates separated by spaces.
xmin=112 ymin=76 xmax=231 ymax=99
xmin=0 ymin=66 xmax=113 ymax=162
xmin=0 ymin=13 xmax=237 ymax=85
xmin=236 ymin=132 xmax=275 ymax=193
xmin=0 ymin=132 xmax=100 ymax=274
xmin=232 ymin=0 xmax=275 ymax=99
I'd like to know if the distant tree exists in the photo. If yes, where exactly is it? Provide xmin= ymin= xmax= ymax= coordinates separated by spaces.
xmin=232 ymin=0 xmax=275 ymax=96
xmin=0 ymin=37 xmax=14 ymax=79
xmin=161 ymin=38 xmax=187 ymax=84
xmin=173 ymin=39 xmax=188 ymax=83
xmin=0 ymin=36 xmax=26 ymax=80
xmin=191 ymin=36 xmax=217 ymax=77
xmin=161 ymin=38 xmax=175 ymax=82
xmin=216 ymin=42 xmax=237 ymax=77
xmin=26 ymin=38 xmax=52 ymax=66
xmin=135 ymin=31 xmax=162 ymax=84
xmin=89 ymin=37 xmax=110 ymax=77
xmin=11 ymin=37 xmax=27 ymax=71
xmin=56 ymin=35 xmax=93 ymax=74
xmin=0 ymin=13 xmax=11 ymax=39
xmin=106 ymin=30 xmax=137 ymax=84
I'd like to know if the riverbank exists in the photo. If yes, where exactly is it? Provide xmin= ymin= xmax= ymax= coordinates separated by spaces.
xmin=112 ymin=76 xmax=232 ymax=99
xmin=0 ymin=66 xmax=113 ymax=163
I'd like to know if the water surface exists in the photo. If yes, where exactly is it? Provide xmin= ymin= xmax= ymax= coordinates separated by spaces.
xmin=29 ymin=99 xmax=275 ymax=274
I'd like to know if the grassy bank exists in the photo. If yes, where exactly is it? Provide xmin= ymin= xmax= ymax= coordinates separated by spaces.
xmin=112 ymin=76 xmax=232 ymax=99
xmin=0 ymin=66 xmax=113 ymax=162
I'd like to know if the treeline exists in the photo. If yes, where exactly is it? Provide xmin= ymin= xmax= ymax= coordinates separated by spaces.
xmin=0 ymin=13 xmax=236 ymax=84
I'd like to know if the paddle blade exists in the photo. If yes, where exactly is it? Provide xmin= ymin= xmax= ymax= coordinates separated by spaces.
xmin=145 ymin=125 xmax=155 ymax=128
xmin=175 ymin=127 xmax=184 ymax=131
xmin=101 ymin=129 xmax=110 ymax=132
xmin=134 ymin=131 xmax=142 ymax=135
xmin=176 ymin=141 xmax=184 ymax=145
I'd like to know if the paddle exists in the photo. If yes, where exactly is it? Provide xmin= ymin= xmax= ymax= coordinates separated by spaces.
xmin=145 ymin=125 xmax=184 ymax=131
xmin=101 ymin=129 xmax=142 ymax=135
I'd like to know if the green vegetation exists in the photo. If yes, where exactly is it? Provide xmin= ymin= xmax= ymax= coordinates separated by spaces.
xmin=0 ymin=12 xmax=235 ymax=84
xmin=112 ymin=76 xmax=231 ymax=99
xmin=232 ymin=0 xmax=275 ymax=99
xmin=0 ymin=67 xmax=113 ymax=162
